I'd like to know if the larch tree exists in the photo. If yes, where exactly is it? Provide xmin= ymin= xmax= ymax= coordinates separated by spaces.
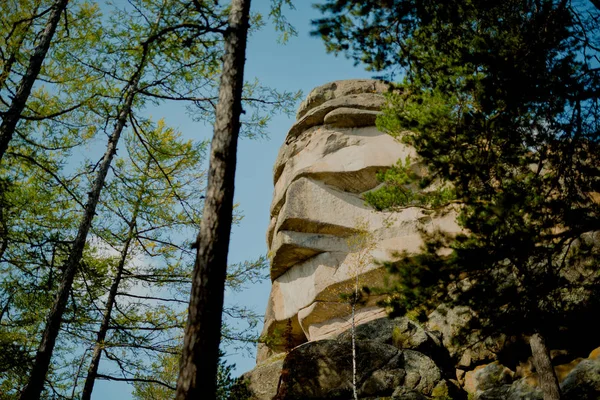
xmin=0 ymin=0 xmax=298 ymax=397
xmin=0 ymin=3 xmax=104 ymax=392
xmin=20 ymin=0 xmax=226 ymax=397
xmin=80 ymin=119 xmax=206 ymax=399
xmin=0 ymin=0 xmax=103 ymax=266
xmin=80 ymin=119 xmax=266 ymax=397
xmin=0 ymin=0 xmax=70 ymax=164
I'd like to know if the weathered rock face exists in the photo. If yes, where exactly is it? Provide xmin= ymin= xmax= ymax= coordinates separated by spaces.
xmin=259 ymin=79 xmax=461 ymax=362
xmin=277 ymin=340 xmax=442 ymax=399
xmin=244 ymin=316 xmax=600 ymax=400
xmin=245 ymin=317 xmax=456 ymax=400
xmin=243 ymin=80 xmax=600 ymax=400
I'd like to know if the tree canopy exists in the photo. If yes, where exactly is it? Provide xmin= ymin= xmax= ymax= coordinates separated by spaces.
xmin=315 ymin=1 xmax=599 ymax=398
xmin=0 ymin=0 xmax=297 ymax=398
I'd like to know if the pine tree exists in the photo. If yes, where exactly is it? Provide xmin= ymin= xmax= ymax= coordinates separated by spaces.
xmin=177 ymin=0 xmax=252 ymax=398
xmin=315 ymin=2 xmax=600 ymax=399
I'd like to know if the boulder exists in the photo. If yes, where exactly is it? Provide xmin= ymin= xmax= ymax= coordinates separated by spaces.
xmin=427 ymin=305 xmax=500 ymax=365
xmin=337 ymin=317 xmax=442 ymax=359
xmin=274 ymin=339 xmax=442 ymax=399
xmin=391 ymin=386 xmax=429 ymax=399
xmin=260 ymin=79 xmax=463 ymax=366
xmin=242 ymin=355 xmax=285 ymax=400
xmin=271 ymin=125 xmax=413 ymax=218
xmin=477 ymin=379 xmax=542 ymax=400
xmin=287 ymin=93 xmax=386 ymax=141
xmin=269 ymin=231 xmax=348 ymax=281
xmin=296 ymin=79 xmax=393 ymax=120
xmin=298 ymin=304 xmax=387 ymax=342
xmin=464 ymin=362 xmax=514 ymax=395
xmin=561 ymin=358 xmax=600 ymax=400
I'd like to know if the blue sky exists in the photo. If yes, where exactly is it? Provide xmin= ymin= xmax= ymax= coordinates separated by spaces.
xmin=93 ymin=0 xmax=374 ymax=397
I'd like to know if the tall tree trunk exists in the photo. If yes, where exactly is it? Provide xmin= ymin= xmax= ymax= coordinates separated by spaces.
xmin=175 ymin=0 xmax=250 ymax=398
xmin=530 ymin=332 xmax=561 ymax=400
xmin=0 ymin=0 xmax=69 ymax=165
xmin=0 ymin=2 xmax=40 ymax=90
xmin=0 ymin=187 xmax=8 ymax=262
xmin=80 ymin=211 xmax=139 ymax=400
xmin=19 ymin=67 xmax=143 ymax=400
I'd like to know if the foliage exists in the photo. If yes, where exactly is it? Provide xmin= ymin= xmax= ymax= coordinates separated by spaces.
xmin=227 ymin=377 xmax=253 ymax=400
xmin=0 ymin=245 xmax=112 ymax=398
xmin=315 ymin=0 xmax=600 ymax=356
xmin=363 ymin=156 xmax=456 ymax=211
xmin=268 ymin=0 xmax=298 ymax=43
xmin=73 ymin=120 xmax=208 ymax=398
xmin=0 ymin=0 xmax=296 ymax=397
xmin=132 ymin=350 xmax=238 ymax=400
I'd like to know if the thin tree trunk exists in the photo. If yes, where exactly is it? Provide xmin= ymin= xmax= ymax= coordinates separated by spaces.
xmin=0 ymin=199 xmax=8 ymax=262
xmin=175 ymin=0 xmax=250 ymax=398
xmin=70 ymin=349 xmax=90 ymax=399
xmin=352 ymin=274 xmax=358 ymax=400
xmin=0 ymin=0 xmax=69 ymax=165
xmin=0 ymin=3 xmax=41 ymax=90
xmin=0 ymin=292 xmax=13 ymax=324
xmin=80 ymin=211 xmax=139 ymax=400
xmin=19 ymin=65 xmax=144 ymax=400
xmin=80 ymin=154 xmax=151 ymax=400
xmin=530 ymin=332 xmax=561 ymax=400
